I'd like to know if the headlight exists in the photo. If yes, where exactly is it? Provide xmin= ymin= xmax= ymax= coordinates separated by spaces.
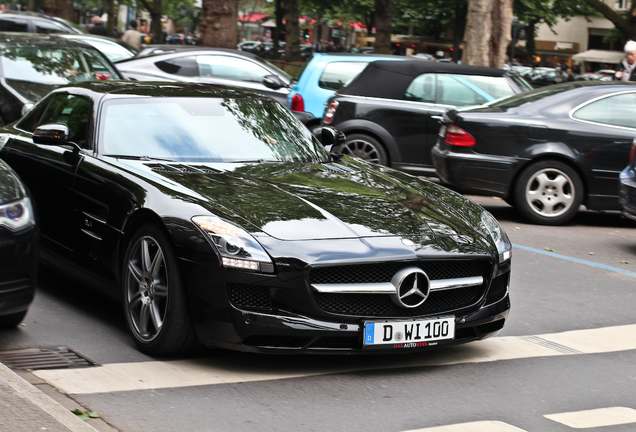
xmin=192 ymin=216 xmax=272 ymax=271
xmin=481 ymin=211 xmax=511 ymax=263
xmin=0 ymin=197 xmax=34 ymax=232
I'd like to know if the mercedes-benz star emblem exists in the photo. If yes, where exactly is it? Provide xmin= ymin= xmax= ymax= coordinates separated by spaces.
xmin=390 ymin=267 xmax=430 ymax=308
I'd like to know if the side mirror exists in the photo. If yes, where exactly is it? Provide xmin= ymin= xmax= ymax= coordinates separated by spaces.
xmin=321 ymin=126 xmax=346 ymax=147
xmin=33 ymin=123 xmax=80 ymax=153
xmin=263 ymin=74 xmax=287 ymax=90
xmin=33 ymin=124 xmax=70 ymax=145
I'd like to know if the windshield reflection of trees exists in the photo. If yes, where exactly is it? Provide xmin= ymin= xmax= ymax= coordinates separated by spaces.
xmin=220 ymin=98 xmax=327 ymax=163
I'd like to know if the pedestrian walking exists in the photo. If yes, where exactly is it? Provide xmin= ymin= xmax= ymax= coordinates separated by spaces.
xmin=121 ymin=19 xmax=142 ymax=50
xmin=88 ymin=15 xmax=108 ymax=36
xmin=614 ymin=40 xmax=636 ymax=82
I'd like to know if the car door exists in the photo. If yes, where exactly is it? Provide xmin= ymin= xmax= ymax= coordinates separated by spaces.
xmin=2 ymin=93 xmax=92 ymax=258
xmin=193 ymin=54 xmax=288 ymax=104
xmin=386 ymin=73 xmax=446 ymax=173
xmin=569 ymin=91 xmax=636 ymax=198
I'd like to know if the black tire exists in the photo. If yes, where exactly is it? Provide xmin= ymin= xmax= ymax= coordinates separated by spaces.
xmin=334 ymin=133 xmax=388 ymax=165
xmin=513 ymin=160 xmax=584 ymax=225
xmin=0 ymin=310 xmax=27 ymax=328
xmin=122 ymin=224 xmax=198 ymax=356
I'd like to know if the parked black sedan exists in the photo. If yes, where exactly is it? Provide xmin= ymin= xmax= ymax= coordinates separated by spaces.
xmin=322 ymin=60 xmax=532 ymax=176
xmin=115 ymin=47 xmax=292 ymax=106
xmin=0 ymin=32 xmax=123 ymax=126
xmin=0 ymin=81 xmax=511 ymax=355
xmin=0 ymin=158 xmax=37 ymax=327
xmin=433 ymin=81 xmax=636 ymax=225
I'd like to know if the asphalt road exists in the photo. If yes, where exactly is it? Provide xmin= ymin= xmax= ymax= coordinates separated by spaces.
xmin=1 ymin=196 xmax=636 ymax=432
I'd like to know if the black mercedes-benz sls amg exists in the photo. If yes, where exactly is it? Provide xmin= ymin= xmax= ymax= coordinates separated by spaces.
xmin=0 ymin=81 xmax=511 ymax=355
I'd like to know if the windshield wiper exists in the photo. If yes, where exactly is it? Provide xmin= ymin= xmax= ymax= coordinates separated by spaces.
xmin=103 ymin=155 xmax=175 ymax=162
xmin=231 ymin=159 xmax=284 ymax=164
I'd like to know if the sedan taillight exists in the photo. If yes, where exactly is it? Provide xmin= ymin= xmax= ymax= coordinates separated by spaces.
xmin=291 ymin=94 xmax=304 ymax=112
xmin=445 ymin=125 xmax=476 ymax=147
xmin=323 ymin=101 xmax=339 ymax=124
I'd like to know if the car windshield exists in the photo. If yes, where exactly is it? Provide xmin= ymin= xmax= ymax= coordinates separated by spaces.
xmin=0 ymin=45 xmax=120 ymax=84
xmin=100 ymin=97 xmax=328 ymax=163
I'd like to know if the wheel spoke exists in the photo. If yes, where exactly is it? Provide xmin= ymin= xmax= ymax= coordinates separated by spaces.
xmin=150 ymin=248 xmax=164 ymax=279
xmin=553 ymin=174 xmax=570 ymax=196
xmin=138 ymin=303 xmax=151 ymax=334
xmin=141 ymin=238 xmax=152 ymax=273
xmin=154 ymin=283 xmax=168 ymax=298
xmin=128 ymin=261 xmax=143 ymax=285
xmin=129 ymin=292 xmax=143 ymax=309
xmin=534 ymin=172 xmax=550 ymax=189
xmin=149 ymin=301 xmax=163 ymax=331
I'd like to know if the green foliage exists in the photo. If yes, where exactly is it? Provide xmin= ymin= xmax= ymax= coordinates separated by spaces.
xmin=71 ymin=409 xmax=100 ymax=421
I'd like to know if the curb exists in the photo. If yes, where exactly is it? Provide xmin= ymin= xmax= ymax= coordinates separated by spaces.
xmin=0 ymin=362 xmax=99 ymax=432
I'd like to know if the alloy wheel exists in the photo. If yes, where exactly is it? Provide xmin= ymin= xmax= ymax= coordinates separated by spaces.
xmin=525 ymin=168 xmax=575 ymax=218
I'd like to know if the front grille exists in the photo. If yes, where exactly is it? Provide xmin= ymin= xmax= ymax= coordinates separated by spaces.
xmin=314 ymin=285 xmax=483 ymax=317
xmin=227 ymin=283 xmax=272 ymax=311
xmin=485 ymin=272 xmax=509 ymax=305
xmin=310 ymin=260 xmax=488 ymax=284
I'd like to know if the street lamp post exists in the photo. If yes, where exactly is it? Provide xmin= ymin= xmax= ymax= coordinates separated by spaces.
xmin=510 ymin=23 xmax=525 ymax=64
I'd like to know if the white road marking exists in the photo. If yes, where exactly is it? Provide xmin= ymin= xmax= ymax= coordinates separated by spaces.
xmin=544 ymin=407 xmax=636 ymax=429
xmin=403 ymin=421 xmax=527 ymax=431
xmin=33 ymin=324 xmax=636 ymax=395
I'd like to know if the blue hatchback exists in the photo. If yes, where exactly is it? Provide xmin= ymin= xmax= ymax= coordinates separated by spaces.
xmin=288 ymin=53 xmax=409 ymax=134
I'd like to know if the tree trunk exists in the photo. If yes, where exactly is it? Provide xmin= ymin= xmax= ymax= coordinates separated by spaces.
xmin=199 ymin=0 xmax=238 ymax=48
xmin=106 ymin=0 xmax=116 ymax=37
xmin=452 ymin=0 xmax=467 ymax=63
xmin=283 ymin=0 xmax=301 ymax=61
xmin=488 ymin=0 xmax=513 ymax=68
xmin=272 ymin=0 xmax=283 ymax=58
xmin=525 ymin=20 xmax=536 ymax=64
xmin=139 ymin=0 xmax=164 ymax=44
xmin=463 ymin=0 xmax=493 ymax=66
xmin=373 ymin=0 xmax=392 ymax=54
xmin=41 ymin=0 xmax=74 ymax=21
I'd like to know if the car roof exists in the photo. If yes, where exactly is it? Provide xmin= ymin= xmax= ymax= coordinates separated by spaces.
xmin=0 ymin=32 xmax=93 ymax=47
xmin=337 ymin=60 xmax=507 ymax=99
xmin=55 ymin=80 xmax=276 ymax=100
xmin=118 ymin=47 xmax=263 ymax=63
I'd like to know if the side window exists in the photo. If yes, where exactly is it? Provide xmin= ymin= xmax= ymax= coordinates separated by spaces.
xmin=0 ymin=17 xmax=28 ymax=32
xmin=573 ymin=93 xmax=636 ymax=129
xmin=405 ymin=73 xmax=436 ymax=103
xmin=318 ymin=62 xmax=368 ymax=90
xmin=196 ymin=55 xmax=270 ymax=83
xmin=35 ymin=20 xmax=69 ymax=34
xmin=155 ymin=56 xmax=198 ymax=77
xmin=38 ymin=94 xmax=93 ymax=149
xmin=16 ymin=94 xmax=55 ymax=133
xmin=436 ymin=74 xmax=485 ymax=107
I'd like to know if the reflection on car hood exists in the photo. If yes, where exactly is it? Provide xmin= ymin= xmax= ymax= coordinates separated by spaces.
xmin=121 ymin=157 xmax=485 ymax=243
xmin=5 ymin=79 xmax=60 ymax=104
xmin=0 ymin=160 xmax=22 ymax=204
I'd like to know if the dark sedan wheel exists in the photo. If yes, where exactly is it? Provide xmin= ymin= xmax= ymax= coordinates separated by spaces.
xmin=0 ymin=311 xmax=27 ymax=328
xmin=514 ymin=160 xmax=584 ymax=225
xmin=335 ymin=134 xmax=388 ymax=165
xmin=123 ymin=224 xmax=197 ymax=355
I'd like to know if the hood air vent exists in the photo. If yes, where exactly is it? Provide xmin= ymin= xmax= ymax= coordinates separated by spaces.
xmin=146 ymin=163 xmax=221 ymax=174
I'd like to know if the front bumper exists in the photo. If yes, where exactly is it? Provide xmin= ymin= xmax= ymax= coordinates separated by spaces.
xmin=183 ymin=248 xmax=512 ymax=354
xmin=0 ymin=226 xmax=37 ymax=317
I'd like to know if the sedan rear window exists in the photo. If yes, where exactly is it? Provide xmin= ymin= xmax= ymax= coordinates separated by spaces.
xmin=572 ymin=92 xmax=636 ymax=129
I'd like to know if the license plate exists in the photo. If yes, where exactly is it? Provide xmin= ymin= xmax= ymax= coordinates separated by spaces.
xmin=363 ymin=317 xmax=455 ymax=347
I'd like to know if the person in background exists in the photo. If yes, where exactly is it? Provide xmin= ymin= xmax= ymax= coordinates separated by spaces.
xmin=122 ymin=19 xmax=142 ymax=50
xmin=615 ymin=40 xmax=636 ymax=82
xmin=89 ymin=15 xmax=108 ymax=36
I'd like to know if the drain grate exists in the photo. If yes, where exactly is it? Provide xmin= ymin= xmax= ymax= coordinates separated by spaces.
xmin=0 ymin=347 xmax=99 ymax=370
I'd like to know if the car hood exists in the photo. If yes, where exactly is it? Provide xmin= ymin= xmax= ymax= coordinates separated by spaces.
xmin=5 ymin=79 xmax=60 ymax=104
xmin=122 ymin=157 xmax=485 ymax=243
xmin=0 ymin=160 xmax=22 ymax=204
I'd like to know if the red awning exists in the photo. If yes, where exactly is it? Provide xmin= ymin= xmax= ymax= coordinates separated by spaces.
xmin=238 ymin=13 xmax=268 ymax=22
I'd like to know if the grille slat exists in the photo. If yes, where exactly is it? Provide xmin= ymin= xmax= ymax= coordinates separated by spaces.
xmin=310 ymin=261 xmax=487 ymax=285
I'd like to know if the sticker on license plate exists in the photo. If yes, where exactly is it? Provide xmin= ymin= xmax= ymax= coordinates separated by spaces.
xmin=363 ymin=317 xmax=455 ymax=347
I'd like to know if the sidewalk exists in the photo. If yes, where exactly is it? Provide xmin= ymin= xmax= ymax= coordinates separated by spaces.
xmin=0 ymin=363 xmax=99 ymax=432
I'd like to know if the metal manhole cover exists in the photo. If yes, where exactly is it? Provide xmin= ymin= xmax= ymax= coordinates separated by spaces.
xmin=0 ymin=347 xmax=99 ymax=370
